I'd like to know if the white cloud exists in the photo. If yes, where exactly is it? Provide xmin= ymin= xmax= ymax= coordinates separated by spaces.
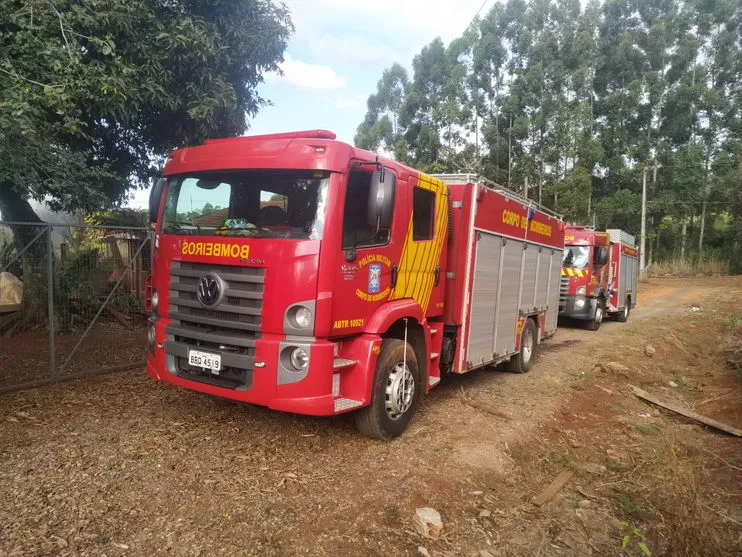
xmin=267 ymin=54 xmax=346 ymax=90
xmin=285 ymin=0 xmax=489 ymax=46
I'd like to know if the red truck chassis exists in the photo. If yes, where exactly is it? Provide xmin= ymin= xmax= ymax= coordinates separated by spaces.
xmin=558 ymin=226 xmax=639 ymax=330
xmin=146 ymin=130 xmax=565 ymax=438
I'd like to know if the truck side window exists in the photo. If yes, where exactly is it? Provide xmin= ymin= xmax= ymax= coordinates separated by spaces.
xmin=342 ymin=170 xmax=392 ymax=249
xmin=593 ymin=246 xmax=608 ymax=267
xmin=413 ymin=187 xmax=435 ymax=241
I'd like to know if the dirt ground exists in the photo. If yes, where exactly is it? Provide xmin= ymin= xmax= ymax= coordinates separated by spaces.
xmin=1 ymin=277 xmax=741 ymax=557
xmin=0 ymin=319 xmax=146 ymax=389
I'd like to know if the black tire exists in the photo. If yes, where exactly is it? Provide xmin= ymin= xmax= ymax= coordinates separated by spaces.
xmin=355 ymin=338 xmax=421 ymax=440
xmin=615 ymin=297 xmax=630 ymax=323
xmin=586 ymin=299 xmax=604 ymax=331
xmin=506 ymin=318 xmax=537 ymax=373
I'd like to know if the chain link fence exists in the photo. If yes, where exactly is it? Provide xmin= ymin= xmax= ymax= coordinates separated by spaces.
xmin=0 ymin=222 xmax=151 ymax=392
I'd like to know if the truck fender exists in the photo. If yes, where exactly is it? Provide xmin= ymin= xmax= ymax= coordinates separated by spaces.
xmin=363 ymin=299 xmax=425 ymax=334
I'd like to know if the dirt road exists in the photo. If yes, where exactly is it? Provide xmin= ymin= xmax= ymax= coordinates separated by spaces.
xmin=1 ymin=277 xmax=741 ymax=556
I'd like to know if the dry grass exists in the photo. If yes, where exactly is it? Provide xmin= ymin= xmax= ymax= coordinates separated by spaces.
xmin=612 ymin=434 xmax=737 ymax=556
xmin=649 ymin=257 xmax=730 ymax=277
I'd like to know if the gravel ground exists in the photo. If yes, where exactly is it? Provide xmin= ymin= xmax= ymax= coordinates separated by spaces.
xmin=1 ymin=277 xmax=741 ymax=556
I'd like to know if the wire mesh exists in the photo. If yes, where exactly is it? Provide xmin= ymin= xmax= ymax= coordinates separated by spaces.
xmin=0 ymin=222 xmax=151 ymax=391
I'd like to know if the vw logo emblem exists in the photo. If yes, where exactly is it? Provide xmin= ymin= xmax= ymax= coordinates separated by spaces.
xmin=197 ymin=274 xmax=222 ymax=307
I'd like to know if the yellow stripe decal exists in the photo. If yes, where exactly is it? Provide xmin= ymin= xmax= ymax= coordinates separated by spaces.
xmin=390 ymin=174 xmax=448 ymax=313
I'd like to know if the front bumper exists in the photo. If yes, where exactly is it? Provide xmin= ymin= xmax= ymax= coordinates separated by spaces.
xmin=146 ymin=318 xmax=381 ymax=416
xmin=558 ymin=295 xmax=598 ymax=321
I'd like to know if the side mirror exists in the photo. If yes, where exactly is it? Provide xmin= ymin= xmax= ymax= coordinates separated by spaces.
xmin=366 ymin=170 xmax=396 ymax=229
xmin=149 ymin=177 xmax=166 ymax=223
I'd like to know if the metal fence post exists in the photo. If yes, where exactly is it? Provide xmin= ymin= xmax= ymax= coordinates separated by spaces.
xmin=47 ymin=224 xmax=56 ymax=377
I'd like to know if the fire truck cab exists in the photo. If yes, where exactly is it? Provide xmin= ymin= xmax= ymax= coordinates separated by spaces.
xmin=558 ymin=225 xmax=639 ymax=330
xmin=146 ymin=130 xmax=565 ymax=439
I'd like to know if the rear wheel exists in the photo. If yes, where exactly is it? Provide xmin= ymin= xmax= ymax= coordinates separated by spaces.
xmin=586 ymin=300 xmax=604 ymax=331
xmin=506 ymin=319 xmax=537 ymax=373
xmin=615 ymin=297 xmax=630 ymax=323
xmin=355 ymin=338 xmax=420 ymax=440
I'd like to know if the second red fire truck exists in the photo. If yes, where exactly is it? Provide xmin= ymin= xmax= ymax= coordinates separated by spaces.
xmin=146 ymin=130 xmax=565 ymax=439
xmin=558 ymin=225 xmax=639 ymax=330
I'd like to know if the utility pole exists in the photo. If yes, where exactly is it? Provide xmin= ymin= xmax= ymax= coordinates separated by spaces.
xmin=640 ymin=160 xmax=661 ymax=277
xmin=640 ymin=166 xmax=647 ymax=277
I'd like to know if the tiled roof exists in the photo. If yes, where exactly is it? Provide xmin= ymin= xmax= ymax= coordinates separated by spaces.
xmin=191 ymin=201 xmax=287 ymax=227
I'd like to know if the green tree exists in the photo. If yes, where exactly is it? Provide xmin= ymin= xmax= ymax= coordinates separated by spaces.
xmin=355 ymin=63 xmax=409 ymax=159
xmin=0 ymin=0 xmax=292 ymax=223
xmin=357 ymin=0 xmax=742 ymax=268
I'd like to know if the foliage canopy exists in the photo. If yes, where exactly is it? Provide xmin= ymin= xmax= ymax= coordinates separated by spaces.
xmin=356 ymin=0 xmax=742 ymax=265
xmin=0 ymin=0 xmax=292 ymax=220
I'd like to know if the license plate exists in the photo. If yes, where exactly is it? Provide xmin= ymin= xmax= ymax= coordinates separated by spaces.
xmin=188 ymin=349 xmax=221 ymax=373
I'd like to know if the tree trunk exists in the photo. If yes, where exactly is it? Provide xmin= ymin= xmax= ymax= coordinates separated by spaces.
xmin=680 ymin=219 xmax=687 ymax=259
xmin=698 ymin=198 xmax=707 ymax=257
xmin=508 ymin=113 xmax=513 ymax=188
xmin=734 ymin=163 xmax=742 ymax=273
xmin=656 ymin=228 xmax=661 ymax=261
xmin=538 ymin=181 xmax=542 ymax=206
xmin=587 ymin=181 xmax=592 ymax=220
xmin=0 ymin=184 xmax=49 ymax=331
xmin=0 ymin=183 xmax=43 ymax=226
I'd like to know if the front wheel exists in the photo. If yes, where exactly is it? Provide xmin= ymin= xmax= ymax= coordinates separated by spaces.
xmin=355 ymin=338 xmax=420 ymax=440
xmin=506 ymin=318 xmax=537 ymax=373
xmin=586 ymin=300 xmax=604 ymax=331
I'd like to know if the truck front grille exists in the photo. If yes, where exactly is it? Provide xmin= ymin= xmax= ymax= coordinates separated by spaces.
xmin=165 ymin=261 xmax=264 ymax=390
xmin=558 ymin=274 xmax=569 ymax=310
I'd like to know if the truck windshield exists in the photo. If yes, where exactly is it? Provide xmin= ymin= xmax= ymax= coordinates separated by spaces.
xmin=161 ymin=170 xmax=329 ymax=239
xmin=562 ymin=246 xmax=589 ymax=268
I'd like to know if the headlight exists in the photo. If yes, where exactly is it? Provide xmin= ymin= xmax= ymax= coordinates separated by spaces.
xmin=575 ymin=298 xmax=586 ymax=309
xmin=289 ymin=305 xmax=313 ymax=329
xmin=151 ymin=289 xmax=159 ymax=314
xmin=576 ymin=286 xmax=586 ymax=296
xmin=290 ymin=347 xmax=309 ymax=370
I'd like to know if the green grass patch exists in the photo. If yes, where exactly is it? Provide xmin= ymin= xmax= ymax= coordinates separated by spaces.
xmin=724 ymin=312 xmax=742 ymax=333
xmin=635 ymin=424 xmax=659 ymax=436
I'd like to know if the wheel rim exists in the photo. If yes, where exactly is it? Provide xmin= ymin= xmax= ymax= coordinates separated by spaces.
xmin=385 ymin=363 xmax=415 ymax=420
xmin=595 ymin=306 xmax=603 ymax=324
xmin=522 ymin=328 xmax=534 ymax=364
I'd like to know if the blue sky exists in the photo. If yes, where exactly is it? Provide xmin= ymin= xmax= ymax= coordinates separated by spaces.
xmin=127 ymin=0 xmax=490 ymax=208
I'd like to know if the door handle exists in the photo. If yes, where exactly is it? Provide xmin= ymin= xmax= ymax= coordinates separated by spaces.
xmin=434 ymin=265 xmax=441 ymax=286
xmin=391 ymin=264 xmax=398 ymax=288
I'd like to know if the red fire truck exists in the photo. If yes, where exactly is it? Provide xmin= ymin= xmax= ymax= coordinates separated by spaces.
xmin=558 ymin=226 xmax=639 ymax=330
xmin=146 ymin=130 xmax=565 ymax=439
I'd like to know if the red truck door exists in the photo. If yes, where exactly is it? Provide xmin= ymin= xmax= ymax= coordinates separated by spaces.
xmin=330 ymin=168 xmax=407 ymax=335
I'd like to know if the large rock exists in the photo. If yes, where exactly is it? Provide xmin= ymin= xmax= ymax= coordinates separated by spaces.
xmin=0 ymin=272 xmax=22 ymax=311
xmin=602 ymin=362 xmax=630 ymax=377
xmin=413 ymin=507 xmax=443 ymax=540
